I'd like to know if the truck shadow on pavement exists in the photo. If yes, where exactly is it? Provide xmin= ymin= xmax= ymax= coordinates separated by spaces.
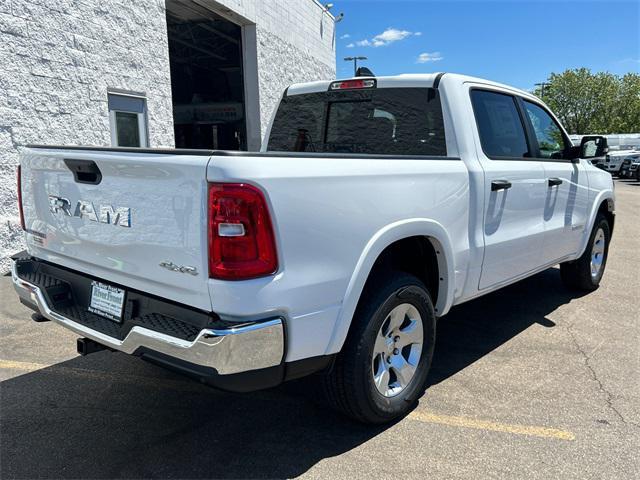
xmin=1 ymin=268 xmax=586 ymax=479
xmin=427 ymin=267 xmax=586 ymax=386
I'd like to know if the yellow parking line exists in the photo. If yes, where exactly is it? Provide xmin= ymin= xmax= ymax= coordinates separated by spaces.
xmin=409 ymin=410 xmax=575 ymax=441
xmin=0 ymin=359 xmax=48 ymax=371
xmin=0 ymin=360 xmax=574 ymax=439
xmin=0 ymin=359 xmax=203 ymax=392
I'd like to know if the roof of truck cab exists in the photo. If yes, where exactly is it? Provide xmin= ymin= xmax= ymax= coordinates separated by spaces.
xmin=286 ymin=72 xmax=541 ymax=103
xmin=285 ymin=74 xmax=441 ymax=96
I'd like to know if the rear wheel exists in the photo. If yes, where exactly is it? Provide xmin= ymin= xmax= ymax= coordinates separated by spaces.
xmin=560 ymin=214 xmax=611 ymax=291
xmin=322 ymin=272 xmax=436 ymax=424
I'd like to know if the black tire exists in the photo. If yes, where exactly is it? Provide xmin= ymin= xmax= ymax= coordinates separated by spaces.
xmin=560 ymin=214 xmax=611 ymax=291
xmin=322 ymin=272 xmax=436 ymax=424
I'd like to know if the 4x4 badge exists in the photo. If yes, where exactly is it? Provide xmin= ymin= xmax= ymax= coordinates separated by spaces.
xmin=159 ymin=261 xmax=199 ymax=276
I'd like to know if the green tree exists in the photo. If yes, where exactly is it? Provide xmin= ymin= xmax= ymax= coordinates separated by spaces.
xmin=617 ymin=73 xmax=640 ymax=132
xmin=534 ymin=68 xmax=640 ymax=134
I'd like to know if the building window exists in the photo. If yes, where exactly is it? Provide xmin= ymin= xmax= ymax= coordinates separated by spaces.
xmin=108 ymin=92 xmax=148 ymax=147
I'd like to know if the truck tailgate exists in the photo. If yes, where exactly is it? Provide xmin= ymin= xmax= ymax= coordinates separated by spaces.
xmin=20 ymin=147 xmax=213 ymax=311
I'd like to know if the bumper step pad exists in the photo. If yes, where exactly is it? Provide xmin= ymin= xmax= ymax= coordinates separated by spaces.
xmin=11 ymin=254 xmax=285 ymax=376
xmin=15 ymin=260 xmax=201 ymax=341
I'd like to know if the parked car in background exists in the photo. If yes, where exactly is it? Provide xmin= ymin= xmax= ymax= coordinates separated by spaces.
xmin=628 ymin=158 xmax=640 ymax=181
xmin=619 ymin=154 xmax=640 ymax=178
xmin=604 ymin=149 xmax=638 ymax=176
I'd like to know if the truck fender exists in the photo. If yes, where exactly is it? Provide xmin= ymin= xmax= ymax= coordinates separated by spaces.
xmin=324 ymin=218 xmax=456 ymax=355
xmin=577 ymin=190 xmax=615 ymax=258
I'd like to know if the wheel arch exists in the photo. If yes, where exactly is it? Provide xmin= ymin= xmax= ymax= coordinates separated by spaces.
xmin=324 ymin=219 xmax=455 ymax=355
xmin=578 ymin=192 xmax=615 ymax=258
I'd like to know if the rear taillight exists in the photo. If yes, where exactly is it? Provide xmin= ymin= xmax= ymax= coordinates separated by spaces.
xmin=208 ymin=183 xmax=278 ymax=280
xmin=17 ymin=165 xmax=25 ymax=230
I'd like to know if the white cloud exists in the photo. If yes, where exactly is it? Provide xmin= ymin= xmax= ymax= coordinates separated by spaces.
xmin=346 ymin=43 xmax=355 ymax=48
xmin=340 ymin=34 xmax=351 ymax=39
xmin=352 ymin=28 xmax=421 ymax=48
xmin=373 ymin=28 xmax=412 ymax=45
xmin=416 ymin=52 xmax=443 ymax=63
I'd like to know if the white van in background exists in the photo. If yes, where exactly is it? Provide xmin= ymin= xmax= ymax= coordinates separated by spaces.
xmin=569 ymin=134 xmax=640 ymax=174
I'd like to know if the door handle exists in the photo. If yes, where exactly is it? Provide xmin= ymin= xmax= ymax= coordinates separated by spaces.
xmin=491 ymin=180 xmax=512 ymax=191
xmin=63 ymin=159 xmax=102 ymax=185
xmin=548 ymin=177 xmax=563 ymax=187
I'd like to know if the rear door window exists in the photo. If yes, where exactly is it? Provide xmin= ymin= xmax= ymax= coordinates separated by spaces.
xmin=268 ymin=87 xmax=446 ymax=156
xmin=470 ymin=90 xmax=531 ymax=159
xmin=268 ymin=95 xmax=325 ymax=153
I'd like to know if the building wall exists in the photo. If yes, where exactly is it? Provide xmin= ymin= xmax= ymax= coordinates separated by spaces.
xmin=256 ymin=27 xmax=335 ymax=139
xmin=0 ymin=0 xmax=336 ymax=272
xmin=201 ymin=0 xmax=336 ymax=138
xmin=0 ymin=0 xmax=175 ymax=272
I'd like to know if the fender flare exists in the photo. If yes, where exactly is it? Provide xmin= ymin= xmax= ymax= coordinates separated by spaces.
xmin=577 ymin=190 xmax=615 ymax=258
xmin=324 ymin=218 xmax=456 ymax=355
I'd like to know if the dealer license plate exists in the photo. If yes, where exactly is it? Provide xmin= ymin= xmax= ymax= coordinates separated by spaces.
xmin=88 ymin=281 xmax=125 ymax=322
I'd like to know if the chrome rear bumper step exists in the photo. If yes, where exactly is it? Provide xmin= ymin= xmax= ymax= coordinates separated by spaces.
xmin=12 ymin=259 xmax=285 ymax=375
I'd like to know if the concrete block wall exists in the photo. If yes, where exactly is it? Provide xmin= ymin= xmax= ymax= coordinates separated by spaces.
xmin=256 ymin=27 xmax=335 ymax=135
xmin=0 ymin=0 xmax=175 ymax=272
xmin=0 ymin=0 xmax=336 ymax=272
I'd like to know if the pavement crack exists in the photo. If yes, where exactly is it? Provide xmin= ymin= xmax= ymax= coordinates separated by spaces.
xmin=565 ymin=321 xmax=638 ymax=428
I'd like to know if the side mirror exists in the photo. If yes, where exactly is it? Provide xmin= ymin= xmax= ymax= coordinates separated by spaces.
xmin=579 ymin=136 xmax=608 ymax=160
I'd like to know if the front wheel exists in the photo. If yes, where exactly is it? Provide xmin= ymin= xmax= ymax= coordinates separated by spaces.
xmin=560 ymin=214 xmax=611 ymax=291
xmin=322 ymin=272 xmax=436 ymax=424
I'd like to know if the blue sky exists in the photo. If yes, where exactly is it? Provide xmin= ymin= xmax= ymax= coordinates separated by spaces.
xmin=333 ymin=0 xmax=640 ymax=90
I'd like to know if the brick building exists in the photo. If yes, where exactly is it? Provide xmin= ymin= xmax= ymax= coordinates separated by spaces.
xmin=0 ymin=0 xmax=337 ymax=271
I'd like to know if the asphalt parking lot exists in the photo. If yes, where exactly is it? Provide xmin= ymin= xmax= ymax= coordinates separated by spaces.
xmin=1 ymin=178 xmax=638 ymax=480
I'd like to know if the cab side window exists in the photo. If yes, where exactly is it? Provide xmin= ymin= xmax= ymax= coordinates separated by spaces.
xmin=470 ymin=90 xmax=530 ymax=159
xmin=522 ymin=101 xmax=568 ymax=159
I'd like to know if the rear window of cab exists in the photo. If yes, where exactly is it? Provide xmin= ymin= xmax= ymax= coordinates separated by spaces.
xmin=267 ymin=87 xmax=446 ymax=156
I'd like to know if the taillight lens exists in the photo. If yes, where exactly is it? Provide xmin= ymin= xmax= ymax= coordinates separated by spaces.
xmin=17 ymin=165 xmax=25 ymax=230
xmin=208 ymin=183 xmax=278 ymax=280
xmin=330 ymin=79 xmax=375 ymax=90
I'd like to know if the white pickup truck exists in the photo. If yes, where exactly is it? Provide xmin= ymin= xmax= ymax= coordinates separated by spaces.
xmin=13 ymin=73 xmax=614 ymax=423
xmin=602 ymin=149 xmax=638 ymax=176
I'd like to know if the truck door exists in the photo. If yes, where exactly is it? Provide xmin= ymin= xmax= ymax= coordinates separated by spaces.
xmin=519 ymin=99 xmax=590 ymax=262
xmin=469 ymin=88 xmax=547 ymax=290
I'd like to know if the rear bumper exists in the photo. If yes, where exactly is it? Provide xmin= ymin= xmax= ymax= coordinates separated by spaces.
xmin=11 ymin=257 xmax=284 ymax=376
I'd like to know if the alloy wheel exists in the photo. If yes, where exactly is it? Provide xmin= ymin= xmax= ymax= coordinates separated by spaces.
xmin=371 ymin=303 xmax=424 ymax=397
xmin=590 ymin=228 xmax=606 ymax=279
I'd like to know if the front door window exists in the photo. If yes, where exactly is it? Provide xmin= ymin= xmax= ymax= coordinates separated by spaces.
xmin=522 ymin=101 xmax=567 ymax=159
